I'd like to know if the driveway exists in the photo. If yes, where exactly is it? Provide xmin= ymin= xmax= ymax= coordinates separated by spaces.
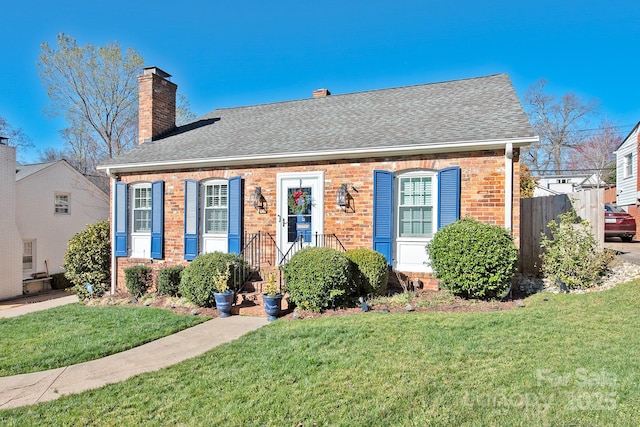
xmin=604 ymin=237 xmax=640 ymax=265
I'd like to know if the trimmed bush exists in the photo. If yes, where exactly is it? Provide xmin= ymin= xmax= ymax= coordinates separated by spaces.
xmin=540 ymin=210 xmax=613 ymax=289
xmin=62 ymin=220 xmax=111 ymax=300
xmin=157 ymin=266 xmax=184 ymax=296
xmin=282 ymin=247 xmax=354 ymax=312
xmin=124 ymin=265 xmax=153 ymax=297
xmin=179 ymin=252 xmax=249 ymax=308
xmin=426 ymin=218 xmax=518 ymax=299
xmin=345 ymin=248 xmax=389 ymax=295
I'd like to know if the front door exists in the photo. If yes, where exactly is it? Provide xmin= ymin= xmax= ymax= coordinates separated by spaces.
xmin=277 ymin=172 xmax=324 ymax=263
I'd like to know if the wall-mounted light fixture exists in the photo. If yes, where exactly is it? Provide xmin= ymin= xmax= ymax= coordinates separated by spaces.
xmin=336 ymin=183 xmax=352 ymax=212
xmin=250 ymin=186 xmax=267 ymax=213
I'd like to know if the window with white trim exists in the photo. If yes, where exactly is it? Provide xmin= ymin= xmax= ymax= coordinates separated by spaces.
xmin=54 ymin=193 xmax=70 ymax=214
xmin=398 ymin=175 xmax=434 ymax=237
xmin=132 ymin=184 xmax=152 ymax=232
xmin=624 ymin=153 xmax=633 ymax=178
xmin=203 ymin=181 xmax=228 ymax=234
xmin=23 ymin=240 xmax=35 ymax=272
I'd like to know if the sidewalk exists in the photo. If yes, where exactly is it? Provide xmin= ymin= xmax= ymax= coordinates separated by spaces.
xmin=0 ymin=292 xmax=79 ymax=318
xmin=0 ymin=295 xmax=269 ymax=410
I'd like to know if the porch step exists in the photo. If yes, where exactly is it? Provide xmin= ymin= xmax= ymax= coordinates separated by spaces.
xmin=231 ymin=291 xmax=293 ymax=317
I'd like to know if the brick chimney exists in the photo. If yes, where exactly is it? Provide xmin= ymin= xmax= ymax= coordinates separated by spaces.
xmin=138 ymin=67 xmax=177 ymax=144
xmin=312 ymin=88 xmax=331 ymax=98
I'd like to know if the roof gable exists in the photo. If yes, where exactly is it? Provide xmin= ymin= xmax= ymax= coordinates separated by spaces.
xmin=15 ymin=162 xmax=56 ymax=181
xmin=100 ymin=73 xmax=536 ymax=172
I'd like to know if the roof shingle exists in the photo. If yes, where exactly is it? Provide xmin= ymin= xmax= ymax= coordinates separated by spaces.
xmin=100 ymin=73 xmax=534 ymax=169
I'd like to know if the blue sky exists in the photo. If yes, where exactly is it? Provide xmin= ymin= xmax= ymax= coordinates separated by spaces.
xmin=2 ymin=0 xmax=640 ymax=163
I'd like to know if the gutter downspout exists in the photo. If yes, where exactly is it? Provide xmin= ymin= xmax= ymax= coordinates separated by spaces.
xmin=106 ymin=167 xmax=116 ymax=295
xmin=505 ymin=143 xmax=514 ymax=232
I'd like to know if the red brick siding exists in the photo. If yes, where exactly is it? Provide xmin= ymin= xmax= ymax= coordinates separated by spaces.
xmin=137 ymin=72 xmax=177 ymax=144
xmin=113 ymin=149 xmax=520 ymax=292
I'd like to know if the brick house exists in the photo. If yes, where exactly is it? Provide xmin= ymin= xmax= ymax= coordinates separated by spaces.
xmin=98 ymin=67 xmax=537 ymax=294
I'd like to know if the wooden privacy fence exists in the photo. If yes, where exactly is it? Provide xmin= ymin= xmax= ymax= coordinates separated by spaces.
xmin=520 ymin=188 xmax=604 ymax=275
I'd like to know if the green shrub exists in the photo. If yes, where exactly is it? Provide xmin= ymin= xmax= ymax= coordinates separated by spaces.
xmin=157 ymin=266 xmax=184 ymax=296
xmin=62 ymin=220 xmax=111 ymax=300
xmin=282 ymin=247 xmax=354 ymax=312
xmin=179 ymin=252 xmax=249 ymax=307
xmin=345 ymin=248 xmax=389 ymax=295
xmin=124 ymin=265 xmax=153 ymax=298
xmin=426 ymin=217 xmax=518 ymax=299
xmin=51 ymin=273 xmax=72 ymax=290
xmin=540 ymin=210 xmax=613 ymax=289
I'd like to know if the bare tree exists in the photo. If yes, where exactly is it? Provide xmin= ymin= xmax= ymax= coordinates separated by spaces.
xmin=38 ymin=33 xmax=144 ymax=159
xmin=522 ymin=79 xmax=598 ymax=174
xmin=0 ymin=115 xmax=33 ymax=153
xmin=176 ymin=93 xmax=198 ymax=126
xmin=566 ymin=119 xmax=622 ymax=186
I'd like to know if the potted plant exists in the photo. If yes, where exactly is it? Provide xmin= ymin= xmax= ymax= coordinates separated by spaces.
xmin=262 ymin=273 xmax=283 ymax=321
xmin=213 ymin=264 xmax=234 ymax=318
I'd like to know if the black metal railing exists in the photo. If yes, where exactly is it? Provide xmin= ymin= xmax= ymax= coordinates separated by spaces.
xmin=279 ymin=233 xmax=305 ymax=265
xmin=237 ymin=231 xmax=346 ymax=292
xmin=239 ymin=231 xmax=283 ymax=269
xmin=278 ymin=232 xmax=346 ymax=265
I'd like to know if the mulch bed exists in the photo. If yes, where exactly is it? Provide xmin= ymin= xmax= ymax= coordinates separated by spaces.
xmin=88 ymin=288 xmax=519 ymax=320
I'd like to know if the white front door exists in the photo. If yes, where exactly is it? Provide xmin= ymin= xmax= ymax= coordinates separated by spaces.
xmin=277 ymin=172 xmax=324 ymax=263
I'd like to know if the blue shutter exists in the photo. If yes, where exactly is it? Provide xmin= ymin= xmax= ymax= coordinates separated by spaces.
xmin=184 ymin=179 xmax=199 ymax=261
xmin=438 ymin=166 xmax=461 ymax=229
xmin=151 ymin=180 xmax=164 ymax=259
xmin=228 ymin=176 xmax=243 ymax=254
xmin=373 ymin=170 xmax=394 ymax=266
xmin=114 ymin=182 xmax=128 ymax=257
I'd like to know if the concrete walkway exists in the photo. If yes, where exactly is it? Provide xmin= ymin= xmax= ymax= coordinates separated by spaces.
xmin=0 ymin=295 xmax=269 ymax=410
xmin=603 ymin=239 xmax=640 ymax=265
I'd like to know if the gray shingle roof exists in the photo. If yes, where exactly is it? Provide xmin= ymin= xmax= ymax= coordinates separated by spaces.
xmin=15 ymin=162 xmax=56 ymax=181
xmin=100 ymin=74 xmax=534 ymax=170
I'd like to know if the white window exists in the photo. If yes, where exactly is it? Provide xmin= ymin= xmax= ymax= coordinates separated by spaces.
xmin=54 ymin=193 xmax=70 ymax=214
xmin=398 ymin=175 xmax=434 ymax=237
xmin=130 ymin=183 xmax=152 ymax=258
xmin=132 ymin=185 xmax=152 ymax=232
xmin=201 ymin=180 xmax=228 ymax=253
xmin=625 ymin=153 xmax=633 ymax=178
xmin=204 ymin=182 xmax=228 ymax=234
xmin=23 ymin=240 xmax=35 ymax=272
xmin=395 ymin=171 xmax=436 ymax=272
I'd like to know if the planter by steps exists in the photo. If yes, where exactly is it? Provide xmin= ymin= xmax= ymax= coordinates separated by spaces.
xmin=214 ymin=290 xmax=234 ymax=318
xmin=262 ymin=293 xmax=283 ymax=321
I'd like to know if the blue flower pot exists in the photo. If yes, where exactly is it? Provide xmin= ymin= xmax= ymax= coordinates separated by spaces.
xmin=214 ymin=290 xmax=234 ymax=318
xmin=262 ymin=294 xmax=283 ymax=322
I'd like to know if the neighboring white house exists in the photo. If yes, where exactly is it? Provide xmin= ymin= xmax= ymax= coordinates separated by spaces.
xmin=0 ymin=143 xmax=24 ymax=300
xmin=0 ymin=149 xmax=110 ymax=299
xmin=533 ymin=173 xmax=607 ymax=197
xmin=615 ymin=121 xmax=639 ymax=208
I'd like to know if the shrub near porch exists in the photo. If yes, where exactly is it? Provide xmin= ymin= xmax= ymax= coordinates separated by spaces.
xmin=282 ymin=247 xmax=355 ymax=312
xmin=426 ymin=218 xmax=518 ymax=299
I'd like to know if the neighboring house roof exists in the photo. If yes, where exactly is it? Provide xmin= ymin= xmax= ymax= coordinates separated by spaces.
xmin=615 ymin=121 xmax=640 ymax=152
xmin=15 ymin=160 xmax=109 ymax=197
xmin=99 ymin=73 xmax=536 ymax=173
xmin=15 ymin=162 xmax=57 ymax=181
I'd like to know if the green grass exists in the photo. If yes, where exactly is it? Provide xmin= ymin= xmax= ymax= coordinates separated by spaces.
xmin=0 ymin=303 xmax=207 ymax=376
xmin=2 ymin=282 xmax=640 ymax=425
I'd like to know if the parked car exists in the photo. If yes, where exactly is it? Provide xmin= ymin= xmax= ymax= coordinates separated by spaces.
xmin=605 ymin=203 xmax=636 ymax=242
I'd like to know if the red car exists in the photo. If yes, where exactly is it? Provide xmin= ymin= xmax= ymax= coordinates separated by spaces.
xmin=605 ymin=204 xmax=636 ymax=242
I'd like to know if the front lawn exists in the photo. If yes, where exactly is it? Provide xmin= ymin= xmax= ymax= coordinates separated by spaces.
xmin=1 ymin=282 xmax=639 ymax=425
xmin=0 ymin=303 xmax=207 ymax=376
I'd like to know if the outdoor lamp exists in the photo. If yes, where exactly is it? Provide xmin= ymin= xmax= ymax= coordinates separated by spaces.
xmin=336 ymin=183 xmax=349 ymax=209
xmin=251 ymin=187 xmax=267 ymax=212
